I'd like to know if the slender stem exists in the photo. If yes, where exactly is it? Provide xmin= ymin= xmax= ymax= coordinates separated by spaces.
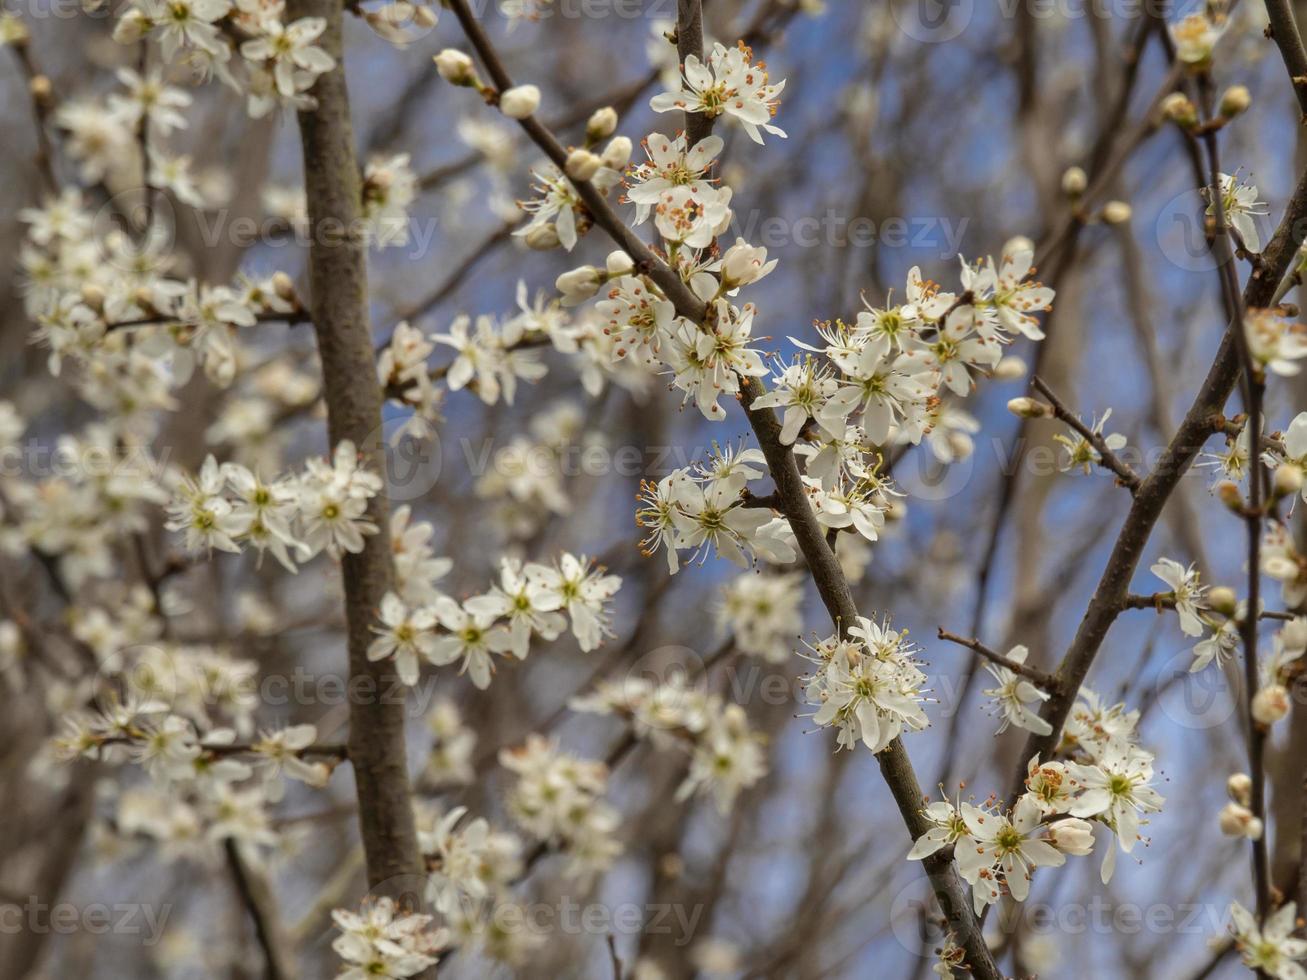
xmin=1031 ymin=375 xmax=1142 ymax=492
xmin=937 ymin=629 xmax=1056 ymax=687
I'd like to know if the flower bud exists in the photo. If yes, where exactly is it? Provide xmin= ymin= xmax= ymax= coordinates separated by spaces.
xmin=601 ymin=135 xmax=632 ymax=171
xmin=1102 ymin=201 xmax=1133 ymax=225
xmin=1220 ymin=84 xmax=1251 ymax=118
xmin=29 ymin=74 xmax=51 ymax=104
xmin=133 ymin=286 xmax=157 ymax=311
xmin=605 ymin=250 xmax=634 ymax=276
xmin=1215 ymin=480 xmax=1244 ymax=513
xmin=1227 ymin=772 xmax=1252 ymax=806
xmin=1061 ymin=166 xmax=1087 ymax=197
xmin=1252 ymin=683 xmax=1291 ymax=725
xmin=1002 ymin=235 xmax=1035 ymax=261
xmin=555 ymin=265 xmax=601 ymax=305
xmin=112 ymin=8 xmax=148 ymax=43
xmin=80 ymin=283 xmax=106 ymax=313
xmin=499 ymin=84 xmax=540 ymax=119
xmin=1047 ymin=818 xmax=1095 ymax=855
xmin=993 ymin=355 xmax=1027 ymax=381
xmin=1282 ymin=616 xmax=1307 ymax=652
xmin=1219 ymin=801 xmax=1258 ymax=837
xmin=1007 ymin=397 xmax=1053 ymax=419
xmin=523 ymin=223 xmax=560 ymax=250
xmin=1274 ymin=463 xmax=1304 ymax=499
xmin=413 ymin=4 xmax=437 ymax=27
xmin=434 ymin=49 xmax=478 ymax=87
xmin=586 ymin=106 xmax=618 ymax=143
xmin=272 ymin=271 xmax=297 ymax=303
xmin=565 ymin=148 xmax=603 ymax=182
xmin=1161 ymin=92 xmax=1198 ymax=128
xmin=1207 ymin=586 xmax=1238 ymax=617
xmin=720 ymin=239 xmax=775 ymax=288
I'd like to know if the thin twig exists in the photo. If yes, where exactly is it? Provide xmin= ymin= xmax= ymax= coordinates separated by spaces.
xmin=1031 ymin=375 xmax=1142 ymax=491
xmin=937 ymin=629 xmax=1056 ymax=687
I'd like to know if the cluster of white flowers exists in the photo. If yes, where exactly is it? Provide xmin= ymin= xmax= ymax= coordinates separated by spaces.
xmin=636 ymin=446 xmax=796 ymax=573
xmin=913 ymin=684 xmax=1162 ymax=914
xmin=331 ymin=897 xmax=447 ymax=980
xmin=1149 ymin=552 xmax=1307 ymax=721
xmin=0 ymin=413 xmax=170 ymax=587
xmin=368 ymin=552 xmax=621 ymax=689
xmin=716 ymin=570 xmax=805 ymax=663
xmin=19 ymin=189 xmax=304 ymax=391
xmin=164 ymin=441 xmax=382 ymax=567
xmin=380 ymin=283 xmax=648 ymax=443
xmin=800 ymin=615 xmax=931 ymax=753
xmin=417 ymin=804 xmax=543 ymax=966
xmin=499 ymin=734 xmax=622 ymax=880
xmin=44 ymin=586 xmax=334 ymax=862
xmin=649 ymin=41 xmax=786 ymax=144
xmin=571 ymin=675 xmax=767 ymax=813
xmin=111 ymin=0 xmax=338 ymax=118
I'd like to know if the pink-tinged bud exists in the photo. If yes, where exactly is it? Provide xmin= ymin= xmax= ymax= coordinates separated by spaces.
xmin=1047 ymin=818 xmax=1095 ymax=855
xmin=1252 ymin=683 xmax=1291 ymax=725
xmin=1215 ymin=480 xmax=1244 ymax=512
xmin=1218 ymin=801 xmax=1258 ymax=837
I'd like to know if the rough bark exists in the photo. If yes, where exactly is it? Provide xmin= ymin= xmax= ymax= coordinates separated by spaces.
xmin=287 ymin=0 xmax=424 ymax=893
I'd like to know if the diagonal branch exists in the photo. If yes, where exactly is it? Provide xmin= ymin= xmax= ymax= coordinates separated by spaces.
xmin=1031 ymin=374 xmax=1142 ymax=492
xmin=937 ymin=629 xmax=1056 ymax=687
xmin=443 ymin=2 xmax=1001 ymax=976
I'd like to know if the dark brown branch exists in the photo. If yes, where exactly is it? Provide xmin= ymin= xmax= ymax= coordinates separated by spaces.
xmin=287 ymin=0 xmax=425 ymax=905
xmin=1264 ymin=0 xmax=1307 ymax=118
xmin=444 ymin=6 xmax=1001 ymax=975
xmin=225 ymin=839 xmax=295 ymax=980
xmin=1008 ymin=155 xmax=1307 ymax=820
